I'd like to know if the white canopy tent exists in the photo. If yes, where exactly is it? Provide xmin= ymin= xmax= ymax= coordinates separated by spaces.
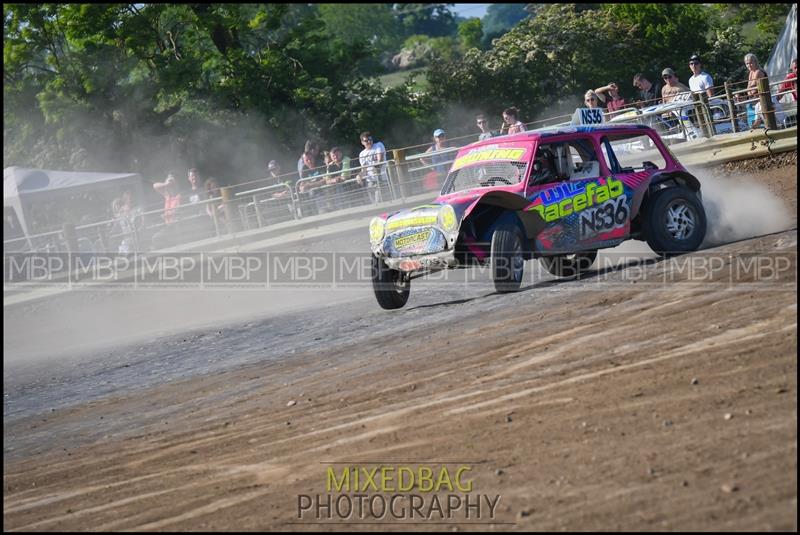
xmin=3 ymin=167 xmax=144 ymax=239
xmin=766 ymin=4 xmax=797 ymax=84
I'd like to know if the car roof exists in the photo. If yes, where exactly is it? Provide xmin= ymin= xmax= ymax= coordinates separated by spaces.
xmin=473 ymin=124 xmax=653 ymax=147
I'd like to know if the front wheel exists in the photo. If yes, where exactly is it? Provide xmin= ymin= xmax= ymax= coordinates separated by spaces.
xmin=540 ymin=251 xmax=597 ymax=278
xmin=491 ymin=225 xmax=525 ymax=292
xmin=372 ymin=255 xmax=410 ymax=309
xmin=642 ymin=186 xmax=707 ymax=256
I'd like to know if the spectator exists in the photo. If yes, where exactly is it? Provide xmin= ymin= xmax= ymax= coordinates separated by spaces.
xmin=632 ymin=73 xmax=662 ymax=107
xmin=297 ymin=141 xmax=324 ymax=216
xmin=187 ymin=168 xmax=202 ymax=204
xmin=660 ymin=68 xmax=691 ymax=104
xmin=297 ymin=140 xmax=322 ymax=181
xmin=594 ymin=82 xmax=628 ymax=114
xmin=151 ymin=173 xmax=182 ymax=248
xmin=267 ymin=160 xmax=291 ymax=199
xmin=153 ymin=173 xmax=182 ymax=224
xmin=744 ymin=53 xmax=769 ymax=94
xmin=357 ymin=131 xmax=389 ymax=204
xmin=584 ymin=90 xmax=601 ymax=109
xmin=500 ymin=107 xmax=526 ymax=135
xmin=184 ymin=166 xmax=213 ymax=239
xmin=687 ymin=54 xmax=714 ymax=98
xmin=260 ymin=161 xmax=295 ymax=222
xmin=423 ymin=129 xmax=451 ymax=190
xmin=778 ymin=58 xmax=797 ymax=102
xmin=325 ymin=146 xmax=352 ymax=209
xmin=476 ymin=114 xmax=494 ymax=141
xmin=112 ymin=190 xmax=142 ymax=253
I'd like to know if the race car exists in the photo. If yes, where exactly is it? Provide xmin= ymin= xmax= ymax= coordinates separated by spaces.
xmin=369 ymin=124 xmax=707 ymax=309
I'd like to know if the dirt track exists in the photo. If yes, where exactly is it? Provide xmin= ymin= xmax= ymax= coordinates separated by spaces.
xmin=3 ymin=158 xmax=798 ymax=531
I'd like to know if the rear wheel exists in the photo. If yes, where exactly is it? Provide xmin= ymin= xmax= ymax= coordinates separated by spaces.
xmin=540 ymin=251 xmax=597 ymax=278
xmin=643 ymin=186 xmax=706 ymax=256
xmin=491 ymin=225 xmax=525 ymax=292
xmin=372 ymin=255 xmax=410 ymax=310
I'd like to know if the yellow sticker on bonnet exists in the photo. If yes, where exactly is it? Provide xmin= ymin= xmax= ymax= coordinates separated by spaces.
xmin=395 ymin=230 xmax=432 ymax=248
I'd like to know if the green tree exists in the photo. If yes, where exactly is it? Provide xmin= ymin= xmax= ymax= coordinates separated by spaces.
xmin=394 ymin=3 xmax=457 ymax=38
xmin=457 ymin=18 xmax=483 ymax=51
xmin=480 ymin=3 xmax=529 ymax=46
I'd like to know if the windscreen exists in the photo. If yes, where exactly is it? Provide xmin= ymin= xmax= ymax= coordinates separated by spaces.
xmin=441 ymin=143 xmax=531 ymax=195
xmin=441 ymin=161 xmax=528 ymax=194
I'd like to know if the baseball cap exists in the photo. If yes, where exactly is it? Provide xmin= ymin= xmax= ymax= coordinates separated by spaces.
xmin=268 ymin=160 xmax=279 ymax=170
xmin=689 ymin=54 xmax=701 ymax=63
xmin=661 ymin=67 xmax=676 ymax=77
xmin=433 ymin=129 xmax=445 ymax=137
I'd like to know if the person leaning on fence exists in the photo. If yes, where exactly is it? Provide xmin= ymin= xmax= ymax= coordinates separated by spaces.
xmin=267 ymin=160 xmax=290 ymax=199
xmin=151 ymin=173 xmax=182 ymax=249
xmin=744 ymin=53 xmax=769 ymax=95
xmin=660 ymin=68 xmax=691 ymax=104
xmin=326 ymin=147 xmax=352 ymax=209
xmin=357 ymin=131 xmax=389 ymax=204
xmin=778 ymin=58 xmax=797 ymax=102
xmin=594 ymin=82 xmax=628 ymax=115
xmin=500 ymin=107 xmax=526 ymax=135
xmin=422 ymin=129 xmax=450 ymax=190
xmin=184 ymin=167 xmax=215 ymax=240
xmin=632 ymin=73 xmax=662 ymax=107
xmin=476 ymin=114 xmax=494 ymax=141
xmin=687 ymin=54 xmax=714 ymax=99
xmin=297 ymin=140 xmax=325 ymax=216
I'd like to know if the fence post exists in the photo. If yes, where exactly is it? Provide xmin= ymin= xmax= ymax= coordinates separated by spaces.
xmin=699 ymin=92 xmax=714 ymax=138
xmin=691 ymin=92 xmax=710 ymax=138
xmin=392 ymin=148 xmax=410 ymax=200
xmin=757 ymin=77 xmax=778 ymax=130
xmin=724 ymin=82 xmax=740 ymax=133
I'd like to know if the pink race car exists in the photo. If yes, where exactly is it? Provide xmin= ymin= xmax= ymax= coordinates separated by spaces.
xmin=369 ymin=124 xmax=707 ymax=309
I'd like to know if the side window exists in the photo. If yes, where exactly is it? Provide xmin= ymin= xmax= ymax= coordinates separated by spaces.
xmin=566 ymin=138 xmax=600 ymax=180
xmin=600 ymin=134 xmax=667 ymax=173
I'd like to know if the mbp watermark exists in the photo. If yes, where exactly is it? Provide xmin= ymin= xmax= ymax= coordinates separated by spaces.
xmin=295 ymin=463 xmax=504 ymax=525
xmin=3 ymin=250 xmax=795 ymax=289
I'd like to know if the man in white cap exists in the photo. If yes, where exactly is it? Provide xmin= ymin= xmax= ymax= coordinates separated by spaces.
xmin=423 ymin=129 xmax=451 ymax=190
xmin=688 ymin=55 xmax=714 ymax=98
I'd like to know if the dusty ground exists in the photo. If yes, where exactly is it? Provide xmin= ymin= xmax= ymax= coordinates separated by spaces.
xmin=3 ymin=156 xmax=797 ymax=531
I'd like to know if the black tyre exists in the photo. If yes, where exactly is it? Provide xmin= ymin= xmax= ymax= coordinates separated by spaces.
xmin=372 ymin=255 xmax=410 ymax=310
xmin=642 ymin=186 xmax=707 ymax=256
xmin=540 ymin=251 xmax=597 ymax=278
xmin=491 ymin=225 xmax=525 ymax=292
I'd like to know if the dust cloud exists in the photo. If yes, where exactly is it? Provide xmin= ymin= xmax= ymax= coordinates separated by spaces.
xmin=691 ymin=167 xmax=795 ymax=247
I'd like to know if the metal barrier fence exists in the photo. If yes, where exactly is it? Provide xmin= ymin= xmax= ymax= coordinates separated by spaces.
xmin=5 ymin=75 xmax=796 ymax=254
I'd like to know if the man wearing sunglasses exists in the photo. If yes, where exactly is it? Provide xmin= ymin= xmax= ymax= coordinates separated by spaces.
xmin=660 ymin=68 xmax=691 ymax=104
xmin=688 ymin=55 xmax=714 ymax=98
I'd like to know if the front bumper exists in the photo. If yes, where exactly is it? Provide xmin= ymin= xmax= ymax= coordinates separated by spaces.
xmin=382 ymin=249 xmax=458 ymax=272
